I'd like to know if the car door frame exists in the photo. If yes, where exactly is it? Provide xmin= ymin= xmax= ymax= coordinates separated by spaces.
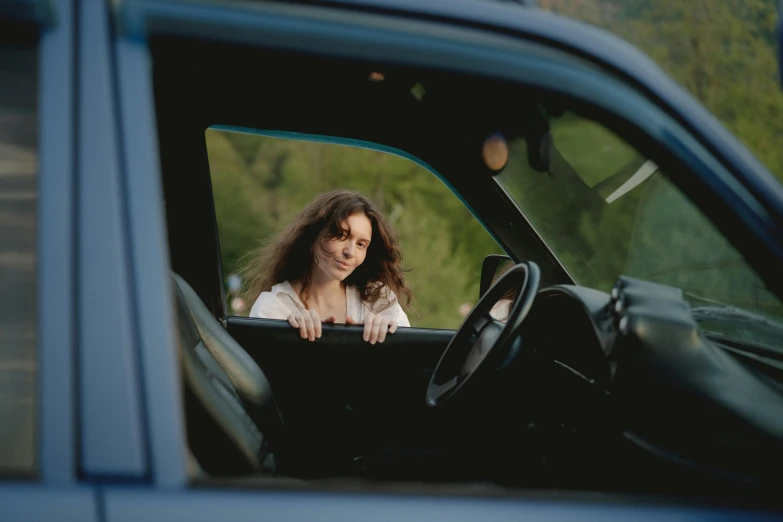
xmin=1 ymin=0 xmax=97 ymax=519
xmin=101 ymin=0 xmax=783 ymax=519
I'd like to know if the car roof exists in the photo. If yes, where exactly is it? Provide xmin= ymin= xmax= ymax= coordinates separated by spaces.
xmin=118 ymin=0 xmax=783 ymax=224
xmin=7 ymin=0 xmax=783 ymax=220
xmin=269 ymin=0 xmax=783 ymax=222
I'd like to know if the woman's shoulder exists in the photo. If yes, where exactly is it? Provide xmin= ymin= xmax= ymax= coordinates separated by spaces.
xmin=269 ymin=280 xmax=296 ymax=296
xmin=249 ymin=281 xmax=302 ymax=319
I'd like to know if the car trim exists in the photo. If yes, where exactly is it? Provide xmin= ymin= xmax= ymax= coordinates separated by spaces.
xmin=76 ymin=0 xmax=149 ymax=479
xmin=38 ymin=0 xmax=76 ymax=483
xmin=103 ymin=485 xmax=783 ymax=521
xmin=115 ymin=36 xmax=188 ymax=487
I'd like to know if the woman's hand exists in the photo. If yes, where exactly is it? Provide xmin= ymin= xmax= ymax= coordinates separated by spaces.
xmin=286 ymin=310 xmax=336 ymax=341
xmin=346 ymin=313 xmax=398 ymax=344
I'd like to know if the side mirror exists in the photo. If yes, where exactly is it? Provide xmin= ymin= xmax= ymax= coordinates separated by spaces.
xmin=480 ymin=254 xmax=515 ymax=299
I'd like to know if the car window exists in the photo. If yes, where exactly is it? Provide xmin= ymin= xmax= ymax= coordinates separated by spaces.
xmin=495 ymin=111 xmax=783 ymax=351
xmin=206 ymin=127 xmax=503 ymax=329
xmin=0 ymin=29 xmax=38 ymax=476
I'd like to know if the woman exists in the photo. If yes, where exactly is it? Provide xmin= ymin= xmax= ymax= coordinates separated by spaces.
xmin=239 ymin=190 xmax=412 ymax=344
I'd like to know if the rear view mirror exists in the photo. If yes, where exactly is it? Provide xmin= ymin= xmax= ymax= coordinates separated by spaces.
xmin=480 ymin=254 xmax=515 ymax=299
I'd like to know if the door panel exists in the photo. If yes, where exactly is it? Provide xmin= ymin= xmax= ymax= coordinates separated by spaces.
xmin=0 ymin=485 xmax=98 ymax=522
xmin=103 ymin=485 xmax=783 ymax=522
xmin=226 ymin=315 xmax=541 ymax=484
xmin=227 ymin=317 xmax=457 ymax=477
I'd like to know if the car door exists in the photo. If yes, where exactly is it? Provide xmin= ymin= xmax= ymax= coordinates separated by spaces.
xmin=0 ymin=1 xmax=98 ymax=520
xmin=102 ymin=0 xmax=781 ymax=519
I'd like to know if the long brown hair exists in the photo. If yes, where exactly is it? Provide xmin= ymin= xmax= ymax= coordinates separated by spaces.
xmin=237 ymin=190 xmax=412 ymax=312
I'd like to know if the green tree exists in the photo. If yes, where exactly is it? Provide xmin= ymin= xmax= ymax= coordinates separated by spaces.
xmin=540 ymin=0 xmax=783 ymax=180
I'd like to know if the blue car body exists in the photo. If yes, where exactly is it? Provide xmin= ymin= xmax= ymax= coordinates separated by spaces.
xmin=1 ymin=0 xmax=782 ymax=520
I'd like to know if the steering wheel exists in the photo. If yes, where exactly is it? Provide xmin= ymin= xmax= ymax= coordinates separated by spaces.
xmin=426 ymin=261 xmax=540 ymax=407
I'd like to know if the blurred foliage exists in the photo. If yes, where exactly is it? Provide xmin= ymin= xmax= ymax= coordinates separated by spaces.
xmin=207 ymin=129 xmax=503 ymax=329
xmin=539 ymin=0 xmax=783 ymax=181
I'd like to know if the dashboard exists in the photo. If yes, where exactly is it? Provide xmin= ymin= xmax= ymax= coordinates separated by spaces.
xmin=518 ymin=279 xmax=783 ymax=499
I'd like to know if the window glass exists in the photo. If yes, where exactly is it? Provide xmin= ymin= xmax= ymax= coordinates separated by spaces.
xmin=0 ymin=30 xmax=38 ymax=476
xmin=206 ymin=127 xmax=503 ymax=329
xmin=495 ymin=111 xmax=783 ymax=351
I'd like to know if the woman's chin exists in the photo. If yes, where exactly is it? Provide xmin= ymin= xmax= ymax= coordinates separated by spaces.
xmin=327 ymin=269 xmax=351 ymax=282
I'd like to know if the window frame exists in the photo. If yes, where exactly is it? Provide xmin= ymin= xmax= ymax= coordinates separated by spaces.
xmin=36 ymin=0 xmax=75 ymax=482
xmin=204 ymin=125 xmax=509 ymax=329
xmin=132 ymin=0 xmax=783 ymax=499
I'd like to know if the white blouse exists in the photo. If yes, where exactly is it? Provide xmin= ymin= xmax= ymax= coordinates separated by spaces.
xmin=248 ymin=281 xmax=410 ymax=327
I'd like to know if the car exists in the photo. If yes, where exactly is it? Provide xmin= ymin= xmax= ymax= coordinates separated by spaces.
xmin=2 ymin=0 xmax=783 ymax=520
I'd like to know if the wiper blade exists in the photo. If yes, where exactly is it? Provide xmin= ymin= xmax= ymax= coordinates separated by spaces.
xmin=691 ymin=306 xmax=783 ymax=355
xmin=691 ymin=306 xmax=783 ymax=333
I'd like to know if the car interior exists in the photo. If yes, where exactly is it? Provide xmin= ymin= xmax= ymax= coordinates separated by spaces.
xmin=153 ymin=35 xmax=783 ymax=503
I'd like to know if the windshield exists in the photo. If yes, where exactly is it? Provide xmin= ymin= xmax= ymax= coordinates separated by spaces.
xmin=494 ymin=111 xmax=783 ymax=351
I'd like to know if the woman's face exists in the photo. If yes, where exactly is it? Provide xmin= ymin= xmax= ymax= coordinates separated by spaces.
xmin=314 ymin=212 xmax=372 ymax=282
